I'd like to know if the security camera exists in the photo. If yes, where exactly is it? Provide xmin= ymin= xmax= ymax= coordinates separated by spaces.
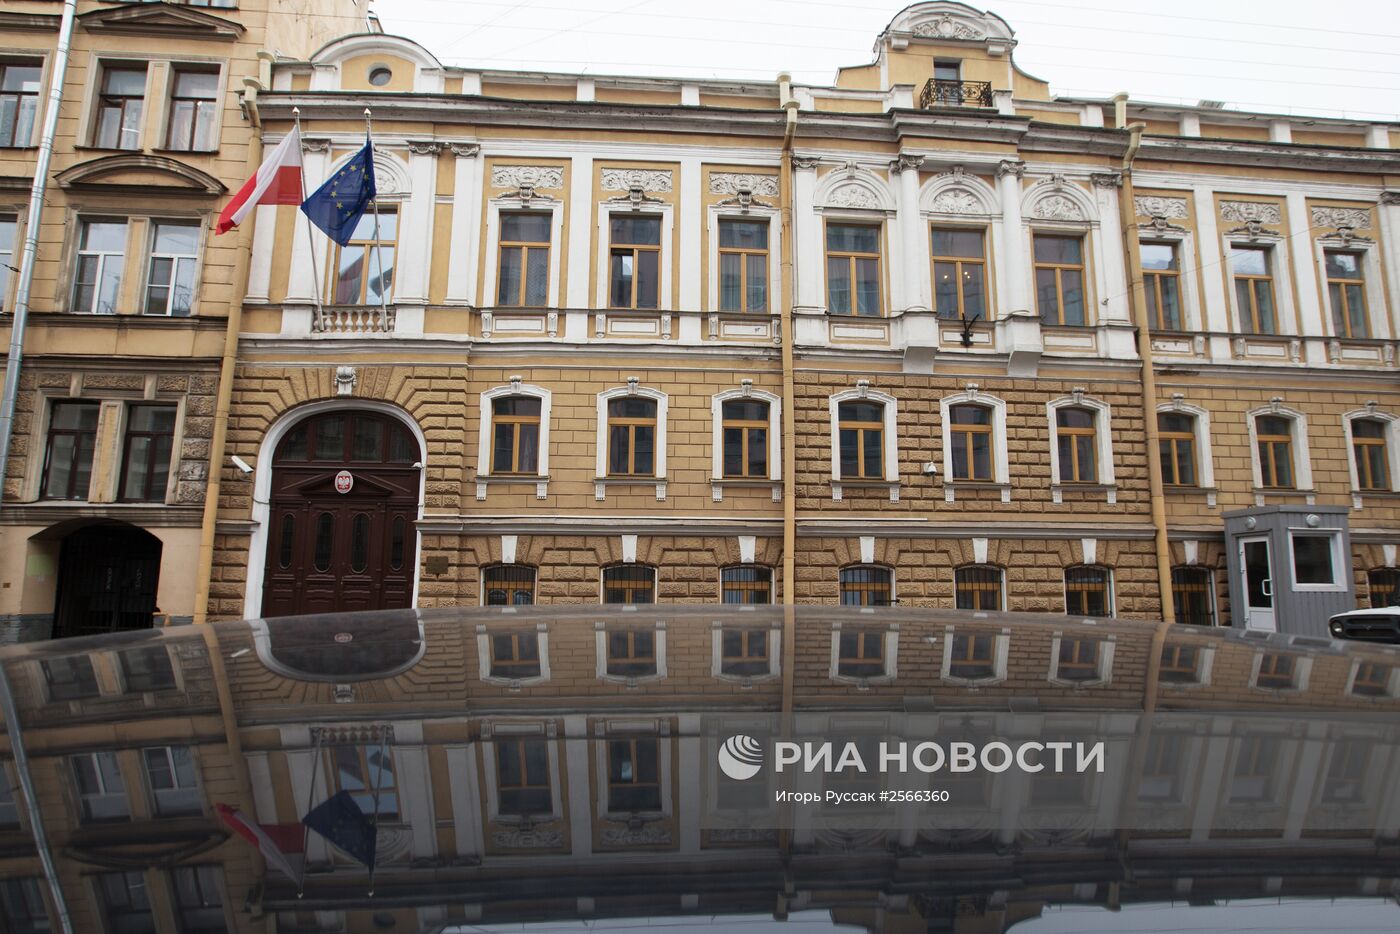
xmin=922 ymin=462 xmax=938 ymax=476
xmin=231 ymin=455 xmax=254 ymax=474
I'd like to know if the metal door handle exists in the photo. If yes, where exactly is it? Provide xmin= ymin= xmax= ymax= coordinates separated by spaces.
xmin=1261 ymin=578 xmax=1272 ymax=597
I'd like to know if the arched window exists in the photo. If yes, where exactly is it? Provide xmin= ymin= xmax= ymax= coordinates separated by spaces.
xmin=1171 ymin=566 xmax=1214 ymax=626
xmin=839 ymin=565 xmax=893 ymax=607
xmin=1065 ymin=565 xmax=1112 ymax=617
xmin=275 ymin=411 xmax=417 ymax=464
xmin=602 ymin=564 xmax=656 ymax=605
xmin=721 ymin=565 xmax=773 ymax=604
xmin=954 ymin=565 xmax=1003 ymax=611
xmin=483 ymin=564 xmax=536 ymax=606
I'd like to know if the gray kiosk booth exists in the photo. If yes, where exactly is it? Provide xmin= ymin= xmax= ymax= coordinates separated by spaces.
xmin=1223 ymin=505 xmax=1353 ymax=637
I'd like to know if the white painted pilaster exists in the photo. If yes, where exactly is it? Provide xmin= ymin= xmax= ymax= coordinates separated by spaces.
xmin=1091 ymin=177 xmax=1130 ymax=324
xmin=287 ymin=145 xmax=330 ymax=304
xmin=792 ymin=159 xmax=823 ymax=311
xmin=995 ymin=161 xmax=1029 ymax=315
xmin=895 ymin=154 xmax=928 ymax=312
xmin=1191 ymin=185 xmax=1230 ymax=335
xmin=445 ymin=745 xmax=484 ymax=860
xmin=1375 ymin=193 xmax=1400 ymax=340
xmin=444 ymin=143 xmax=482 ymax=305
xmin=679 ymin=156 xmax=702 ymax=311
xmin=1285 ymin=191 xmax=1325 ymax=337
xmin=566 ymin=155 xmax=595 ymax=339
xmin=396 ymin=145 xmax=439 ymax=304
xmin=244 ymin=204 xmax=275 ymax=303
xmin=564 ymin=716 xmax=593 ymax=856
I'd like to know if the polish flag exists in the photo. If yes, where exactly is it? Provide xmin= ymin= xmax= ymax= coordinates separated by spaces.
xmin=215 ymin=125 xmax=303 ymax=235
xmin=216 ymin=802 xmax=301 ymax=883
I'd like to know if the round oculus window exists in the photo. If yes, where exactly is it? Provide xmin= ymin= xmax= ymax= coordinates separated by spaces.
xmin=368 ymin=66 xmax=393 ymax=87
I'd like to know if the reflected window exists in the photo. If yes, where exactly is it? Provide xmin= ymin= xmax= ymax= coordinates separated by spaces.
xmin=97 ymin=871 xmax=152 ymax=934
xmin=720 ymin=628 xmax=769 ymax=677
xmin=721 ymin=565 xmax=772 ymax=604
xmin=605 ymin=629 xmax=656 ymax=677
xmin=607 ymin=737 xmax=661 ymax=812
xmin=837 ymin=630 xmax=885 ymax=679
xmin=143 ymin=746 xmax=200 ymax=817
xmin=1352 ymin=661 xmax=1390 ymax=698
xmin=602 ymin=564 xmax=655 ymax=604
xmin=119 ymin=646 xmax=175 ymax=692
xmin=331 ymin=745 xmax=397 ymax=818
xmin=496 ymin=738 xmax=551 ymax=817
xmin=1229 ymin=735 xmax=1278 ymax=803
xmin=41 ymin=655 xmax=99 ymax=701
xmin=173 ymin=866 xmax=224 ymax=934
xmin=489 ymin=631 xmax=541 ymax=679
xmin=1159 ymin=643 xmax=1201 ymax=683
xmin=947 ymin=631 xmax=996 ymax=680
xmin=1056 ymin=638 xmax=1102 ymax=682
xmin=484 ymin=564 xmax=536 ymax=606
xmin=72 ymin=752 xmax=129 ymax=822
xmin=1139 ymin=733 xmax=1184 ymax=802
xmin=1322 ymin=740 xmax=1368 ymax=804
xmin=1256 ymin=652 xmax=1297 ymax=690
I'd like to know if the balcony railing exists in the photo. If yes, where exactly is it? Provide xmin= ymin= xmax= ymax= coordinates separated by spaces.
xmin=920 ymin=79 xmax=994 ymax=109
xmin=313 ymin=305 xmax=396 ymax=334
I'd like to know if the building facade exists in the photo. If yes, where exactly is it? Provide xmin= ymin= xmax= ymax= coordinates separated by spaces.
xmin=0 ymin=0 xmax=365 ymax=641
xmin=4 ymin=1 xmax=1400 ymax=637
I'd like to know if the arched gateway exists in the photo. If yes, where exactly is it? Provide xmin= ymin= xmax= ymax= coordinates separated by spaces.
xmin=261 ymin=410 xmax=420 ymax=617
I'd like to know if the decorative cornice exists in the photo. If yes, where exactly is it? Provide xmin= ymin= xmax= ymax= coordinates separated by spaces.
xmin=77 ymin=3 xmax=244 ymax=40
xmin=407 ymin=140 xmax=442 ymax=155
xmin=1220 ymin=200 xmax=1282 ymax=224
xmin=1134 ymin=195 xmax=1188 ymax=219
xmin=0 ymin=11 xmax=60 ymax=32
xmin=490 ymin=165 xmax=564 ymax=189
xmin=996 ymin=159 xmax=1025 ymax=179
xmin=1090 ymin=172 xmax=1122 ymax=188
xmin=601 ymin=168 xmax=673 ymax=192
xmin=53 ymin=154 xmax=225 ymax=196
xmin=1381 ymin=192 xmax=1400 ymax=206
xmin=708 ymin=173 xmax=778 ymax=197
xmin=449 ymin=142 xmax=481 ymax=158
xmin=891 ymin=153 xmax=925 ymax=173
xmin=792 ymin=156 xmax=821 ymax=171
xmin=301 ymin=137 xmax=331 ymax=154
xmin=1310 ymin=206 xmax=1371 ymax=230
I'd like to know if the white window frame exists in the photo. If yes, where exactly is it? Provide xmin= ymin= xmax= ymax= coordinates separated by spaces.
xmin=594 ymin=619 xmax=667 ymax=685
xmin=710 ymin=387 xmax=782 ymax=501
xmin=0 ymin=213 xmax=21 ymax=313
xmin=72 ymin=217 xmax=129 ymax=314
xmin=480 ymin=721 xmax=564 ymax=824
xmin=142 ymin=220 xmax=202 ymax=317
xmin=482 ymin=197 xmax=565 ymax=309
xmin=1156 ymin=399 xmax=1217 ymax=506
xmin=939 ymin=624 xmax=1010 ymax=685
xmin=1314 ymin=236 xmax=1387 ymax=341
xmin=0 ymin=56 xmax=48 ymax=150
xmin=711 ymin=618 xmax=781 ymax=683
xmin=707 ymin=204 xmax=782 ymax=314
xmin=72 ymin=751 xmax=128 ymax=821
xmin=596 ymin=202 xmax=674 ymax=311
xmin=828 ymin=386 xmax=899 ymax=501
xmin=595 ymin=384 xmax=667 ymax=501
xmin=828 ymin=621 xmax=899 ymax=686
xmin=1157 ymin=639 xmax=1216 ymax=689
xmin=475 ymin=622 xmax=551 ymax=688
xmin=1249 ymin=649 xmax=1313 ymax=693
xmin=1246 ymin=403 xmax=1313 ymax=494
xmin=1344 ymin=657 xmax=1399 ymax=700
xmin=86 ymin=59 xmax=151 ymax=151
xmin=594 ymin=721 xmax=671 ymax=821
xmin=940 ymin=389 xmax=1009 ymax=501
xmin=1046 ymin=393 xmax=1116 ymax=502
xmin=476 ymin=382 xmax=552 ymax=501
xmin=1224 ymin=235 xmax=1296 ymax=336
xmin=142 ymin=745 xmax=201 ymax=817
xmin=1286 ymin=528 xmax=1348 ymax=593
xmin=1342 ymin=408 xmax=1400 ymax=500
xmin=1047 ymin=631 xmax=1116 ymax=687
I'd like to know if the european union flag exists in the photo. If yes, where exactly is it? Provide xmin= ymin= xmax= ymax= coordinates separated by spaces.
xmin=302 ymin=789 xmax=377 ymax=869
xmin=301 ymin=138 xmax=377 ymax=246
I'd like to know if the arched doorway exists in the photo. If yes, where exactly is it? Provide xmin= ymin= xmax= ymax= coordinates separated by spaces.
xmin=53 ymin=524 xmax=163 ymax=639
xmin=262 ymin=410 xmax=420 ymax=617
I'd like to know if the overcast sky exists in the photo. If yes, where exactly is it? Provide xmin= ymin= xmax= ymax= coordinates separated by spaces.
xmin=365 ymin=0 xmax=1399 ymax=121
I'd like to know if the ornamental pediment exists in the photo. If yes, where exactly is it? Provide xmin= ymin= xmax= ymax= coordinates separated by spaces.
xmin=55 ymin=154 xmax=226 ymax=196
xmin=77 ymin=2 xmax=244 ymax=41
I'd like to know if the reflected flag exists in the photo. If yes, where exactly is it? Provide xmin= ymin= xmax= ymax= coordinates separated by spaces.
xmin=216 ymin=802 xmax=300 ymax=883
xmin=300 ymin=137 xmax=376 ymax=246
xmin=301 ymin=789 xmax=377 ymax=869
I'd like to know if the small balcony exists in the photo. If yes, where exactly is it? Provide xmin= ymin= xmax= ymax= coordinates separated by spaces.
xmin=920 ymin=79 xmax=994 ymax=109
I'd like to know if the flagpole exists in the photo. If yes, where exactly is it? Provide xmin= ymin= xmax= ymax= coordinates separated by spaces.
xmin=364 ymin=108 xmax=390 ymax=331
xmin=298 ymin=728 xmax=323 ymax=898
xmin=293 ymin=108 xmax=325 ymax=329
xmin=366 ymin=723 xmax=388 ymax=896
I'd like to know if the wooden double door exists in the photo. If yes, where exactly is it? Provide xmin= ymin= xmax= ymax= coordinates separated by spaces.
xmin=261 ymin=412 xmax=420 ymax=618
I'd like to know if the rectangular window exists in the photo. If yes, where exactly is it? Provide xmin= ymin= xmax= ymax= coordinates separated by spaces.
xmin=1171 ymin=567 xmax=1215 ymax=626
xmin=483 ymin=565 xmax=536 ymax=607
xmin=0 ymin=878 xmax=47 ymax=932
xmin=721 ymin=565 xmax=772 ymax=605
xmin=144 ymin=221 xmax=199 ymax=316
xmin=1256 ymin=652 xmax=1296 ymax=689
xmin=825 ymin=223 xmax=882 ymax=316
xmin=1065 ymin=567 xmax=1111 ymax=617
xmin=931 ymin=228 xmax=986 ymax=320
xmin=1230 ymin=245 xmax=1276 ymax=334
xmin=603 ymin=564 xmax=655 ymax=604
xmin=1056 ymin=638 xmax=1101 ymax=681
xmin=1159 ymin=643 xmax=1200 ymax=682
xmin=606 ymin=629 xmax=656 ymax=677
xmin=1351 ymin=418 xmax=1389 ymax=491
xmin=948 ymin=632 xmax=996 ymax=679
xmin=490 ymin=396 xmax=541 ymax=474
xmin=94 ymin=65 xmax=146 ymax=150
xmin=718 ymin=218 xmax=769 ymax=312
xmin=1139 ymin=733 xmax=1184 ymax=802
xmin=1141 ymin=241 xmax=1182 ymax=330
xmin=948 ymin=404 xmax=993 ymax=481
xmin=1157 ymin=413 xmax=1197 ymax=486
xmin=837 ymin=400 xmax=884 ymax=480
xmin=954 ymin=566 xmax=1002 ymax=611
xmin=0 ymin=62 xmax=42 ymax=148
xmin=1229 ymin=735 xmax=1277 ymax=802
xmin=1033 ymin=234 xmax=1086 ymax=326
xmin=720 ymin=628 xmax=769 ymax=675
xmin=496 ymin=738 xmax=551 ymax=816
xmin=1055 ymin=407 xmax=1098 ymax=484
xmin=72 ymin=752 xmax=129 ymax=822
xmin=607 ymin=737 xmax=661 ymax=812
xmin=41 ymin=655 xmax=99 ymax=701
xmin=332 ymin=211 xmax=396 ymax=305
xmin=489 ymin=631 xmax=541 ymax=678
xmin=0 ymin=214 xmax=15 ymax=311
xmin=172 ymin=866 xmax=224 ymax=934
xmin=331 ymin=745 xmax=398 ymax=818
xmin=41 ymin=401 xmax=99 ymax=501
xmin=1325 ymin=250 xmax=1368 ymax=339
xmin=165 ymin=68 xmax=219 ymax=152
xmin=837 ymin=630 xmax=885 ymax=677
xmin=119 ymin=404 xmax=177 ymax=502
xmin=72 ymin=219 xmax=127 ymax=314
xmin=497 ymin=212 xmax=551 ymax=307
xmin=1369 ymin=568 xmax=1400 ymax=607
xmin=1255 ymin=415 xmax=1294 ymax=489
xmin=120 ymin=647 xmax=175 ymax=692
xmin=934 ymin=60 xmax=960 ymax=82
xmin=721 ymin=399 xmax=768 ymax=479
xmin=143 ymin=746 xmax=200 ymax=816
xmin=838 ymin=566 xmax=892 ymax=607
xmin=97 ymin=871 xmax=153 ymax=934
xmin=608 ymin=215 xmax=661 ymax=310
xmin=1321 ymin=740 xmax=1368 ymax=804
xmin=606 ymin=397 xmax=657 ymax=477
xmin=1292 ymin=534 xmax=1337 ymax=586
